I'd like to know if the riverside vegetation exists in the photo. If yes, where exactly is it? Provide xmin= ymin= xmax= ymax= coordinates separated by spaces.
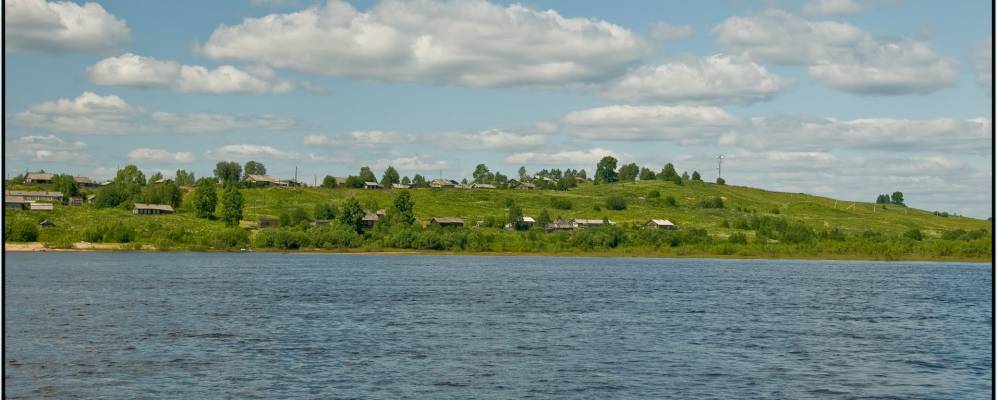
xmin=4 ymin=159 xmax=992 ymax=261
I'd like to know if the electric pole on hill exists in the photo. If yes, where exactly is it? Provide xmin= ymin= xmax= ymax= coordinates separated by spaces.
xmin=717 ymin=154 xmax=725 ymax=180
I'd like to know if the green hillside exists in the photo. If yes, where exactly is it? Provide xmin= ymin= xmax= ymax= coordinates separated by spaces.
xmin=5 ymin=180 xmax=992 ymax=261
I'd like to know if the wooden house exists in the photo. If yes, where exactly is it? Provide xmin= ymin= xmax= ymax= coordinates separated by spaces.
xmin=429 ymin=217 xmax=464 ymax=227
xmin=645 ymin=219 xmax=677 ymax=230
xmin=132 ymin=203 xmax=175 ymax=215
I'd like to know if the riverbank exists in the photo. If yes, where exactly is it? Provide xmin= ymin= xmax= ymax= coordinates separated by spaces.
xmin=6 ymin=242 xmax=991 ymax=263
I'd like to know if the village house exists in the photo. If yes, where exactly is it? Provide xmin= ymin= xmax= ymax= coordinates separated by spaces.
xmin=429 ymin=217 xmax=464 ymax=227
xmin=132 ymin=203 xmax=175 ymax=215
xmin=74 ymin=176 xmax=96 ymax=187
xmin=392 ymin=183 xmax=412 ymax=189
xmin=258 ymin=217 xmax=279 ymax=228
xmin=363 ymin=181 xmax=384 ymax=190
xmin=39 ymin=219 xmax=56 ymax=227
xmin=510 ymin=180 xmax=536 ymax=190
xmin=471 ymin=183 xmax=496 ymax=189
xmin=573 ymin=219 xmax=615 ymax=229
xmin=507 ymin=216 xmax=536 ymax=230
xmin=68 ymin=196 xmax=84 ymax=206
xmin=5 ymin=195 xmax=29 ymax=210
xmin=544 ymin=219 xmax=576 ymax=232
xmin=278 ymin=179 xmax=304 ymax=188
xmin=28 ymin=202 xmax=54 ymax=211
xmin=430 ymin=178 xmax=457 ymax=188
xmin=645 ymin=219 xmax=677 ymax=230
xmin=24 ymin=172 xmax=54 ymax=184
xmin=151 ymin=178 xmax=173 ymax=185
xmin=5 ymin=190 xmax=64 ymax=203
xmin=86 ymin=194 xmax=97 ymax=204
xmin=362 ymin=209 xmax=387 ymax=229
xmin=310 ymin=219 xmax=331 ymax=227
xmin=245 ymin=174 xmax=279 ymax=186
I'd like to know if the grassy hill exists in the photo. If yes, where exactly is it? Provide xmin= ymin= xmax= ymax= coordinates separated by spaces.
xmin=4 ymin=180 xmax=992 ymax=261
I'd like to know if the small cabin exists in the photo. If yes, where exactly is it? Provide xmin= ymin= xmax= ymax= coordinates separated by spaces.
xmin=430 ymin=179 xmax=456 ymax=188
xmin=363 ymin=181 xmax=384 ymax=190
xmin=24 ymin=172 xmax=54 ymax=184
xmin=69 ymin=196 xmax=84 ymax=206
xmin=362 ymin=212 xmax=380 ymax=229
xmin=245 ymin=174 xmax=279 ymax=186
xmin=471 ymin=183 xmax=496 ymax=189
xmin=392 ymin=183 xmax=412 ymax=189
xmin=5 ymin=190 xmax=63 ymax=203
xmin=521 ymin=216 xmax=536 ymax=228
xmin=132 ymin=203 xmax=175 ymax=215
xmin=645 ymin=219 xmax=677 ymax=230
xmin=511 ymin=181 xmax=536 ymax=190
xmin=5 ymin=195 xmax=29 ymax=210
xmin=430 ymin=217 xmax=464 ymax=227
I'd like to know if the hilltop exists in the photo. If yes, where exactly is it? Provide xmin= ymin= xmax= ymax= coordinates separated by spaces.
xmin=4 ymin=177 xmax=991 ymax=261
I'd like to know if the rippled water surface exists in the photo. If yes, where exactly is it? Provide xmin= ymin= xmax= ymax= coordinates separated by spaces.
xmin=4 ymin=252 xmax=992 ymax=399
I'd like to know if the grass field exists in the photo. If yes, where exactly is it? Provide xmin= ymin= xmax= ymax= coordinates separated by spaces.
xmin=5 ymin=180 xmax=992 ymax=260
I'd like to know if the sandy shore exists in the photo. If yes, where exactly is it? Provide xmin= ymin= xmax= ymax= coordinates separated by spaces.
xmin=5 ymin=242 xmax=155 ymax=252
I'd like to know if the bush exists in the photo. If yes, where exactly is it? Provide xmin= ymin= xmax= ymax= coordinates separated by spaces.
xmin=605 ymin=196 xmax=627 ymax=211
xmin=550 ymin=198 xmax=573 ymax=210
xmin=5 ymin=219 xmax=39 ymax=242
xmin=207 ymin=227 xmax=250 ymax=249
xmin=903 ymin=229 xmax=923 ymax=241
xmin=699 ymin=197 xmax=725 ymax=209
xmin=102 ymin=222 xmax=135 ymax=243
xmin=647 ymin=190 xmax=660 ymax=198
xmin=665 ymin=195 xmax=677 ymax=207
xmin=728 ymin=232 xmax=748 ymax=244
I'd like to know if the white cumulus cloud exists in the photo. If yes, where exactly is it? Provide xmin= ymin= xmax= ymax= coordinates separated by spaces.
xmin=5 ymin=0 xmax=130 ymax=53
xmin=802 ymin=0 xmax=864 ymax=16
xmin=304 ymin=131 xmax=416 ymax=147
xmin=433 ymin=129 xmax=548 ymax=150
xmin=128 ymin=148 xmax=195 ymax=163
xmin=600 ymin=54 xmax=790 ymax=104
xmin=561 ymin=105 xmax=738 ymax=142
xmin=88 ymin=53 xmax=296 ymax=94
xmin=505 ymin=147 xmax=622 ymax=166
xmin=197 ymin=0 xmax=649 ymax=88
xmin=208 ymin=144 xmax=299 ymax=160
xmin=6 ymin=134 xmax=92 ymax=163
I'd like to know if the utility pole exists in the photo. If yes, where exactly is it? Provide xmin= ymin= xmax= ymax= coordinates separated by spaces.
xmin=294 ymin=166 xmax=298 ymax=184
xmin=717 ymin=154 xmax=725 ymax=180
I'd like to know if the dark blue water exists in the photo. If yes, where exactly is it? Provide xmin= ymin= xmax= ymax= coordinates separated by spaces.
xmin=4 ymin=253 xmax=992 ymax=399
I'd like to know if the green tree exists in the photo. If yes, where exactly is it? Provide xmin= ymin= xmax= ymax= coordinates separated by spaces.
xmin=595 ymin=156 xmax=619 ymax=184
xmin=338 ymin=197 xmax=366 ymax=233
xmin=114 ymin=165 xmax=146 ymax=197
xmin=175 ymin=169 xmax=195 ymax=186
xmin=472 ymin=164 xmax=492 ymax=183
xmin=716 ymin=177 xmax=726 ymax=185
xmin=51 ymin=174 xmax=80 ymax=200
xmin=518 ymin=166 xmax=527 ymax=180
xmin=605 ymin=196 xmax=627 ymax=210
xmin=658 ymin=163 xmax=678 ymax=180
xmin=891 ymin=191 xmax=905 ymax=206
xmin=220 ymin=185 xmax=243 ymax=226
xmin=321 ymin=175 xmax=338 ymax=189
xmin=243 ymin=160 xmax=266 ymax=179
xmin=618 ymin=163 xmax=639 ymax=182
xmin=903 ymin=228 xmax=923 ymax=241
xmin=345 ymin=175 xmax=364 ymax=188
xmin=876 ymin=194 xmax=891 ymax=204
xmin=681 ymin=171 xmax=690 ymax=181
xmin=393 ymin=191 xmax=416 ymax=225
xmin=315 ymin=203 xmax=338 ymax=220
xmin=191 ymin=178 xmax=218 ymax=218
xmin=93 ymin=184 xmax=130 ymax=208
xmin=536 ymin=209 xmax=551 ymax=229
xmin=137 ymin=181 xmax=182 ymax=208
xmin=507 ymin=205 xmax=526 ymax=230
xmin=149 ymin=172 xmax=164 ymax=183
xmin=638 ymin=167 xmax=656 ymax=181
xmin=691 ymin=171 xmax=702 ymax=181
xmin=214 ymin=161 xmax=242 ymax=184
xmin=359 ymin=166 xmax=377 ymax=183
xmin=412 ymin=174 xmax=427 ymax=188
xmin=381 ymin=166 xmax=400 ymax=187
xmin=401 ymin=176 xmax=411 ymax=185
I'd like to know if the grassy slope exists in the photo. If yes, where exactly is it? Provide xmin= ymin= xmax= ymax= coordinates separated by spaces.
xmin=238 ymin=181 xmax=987 ymax=238
xmin=6 ymin=180 xmax=990 ymax=253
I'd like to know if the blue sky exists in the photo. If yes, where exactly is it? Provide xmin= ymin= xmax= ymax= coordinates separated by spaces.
xmin=4 ymin=0 xmax=993 ymax=217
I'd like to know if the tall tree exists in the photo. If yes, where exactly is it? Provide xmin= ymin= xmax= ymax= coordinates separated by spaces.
xmin=507 ymin=205 xmax=526 ymax=230
xmin=148 ymin=172 xmax=164 ymax=183
xmin=638 ymin=167 xmax=656 ymax=181
xmin=472 ymin=164 xmax=491 ymax=183
xmin=220 ymin=185 xmax=243 ymax=226
xmin=191 ymin=178 xmax=218 ymax=219
xmin=691 ymin=171 xmax=702 ymax=181
xmin=175 ymin=169 xmax=195 ymax=186
xmin=51 ymin=174 xmax=79 ymax=200
xmin=359 ymin=166 xmax=377 ymax=183
xmin=321 ymin=175 xmax=338 ymax=189
xmin=243 ymin=161 xmax=266 ymax=179
xmin=393 ymin=191 xmax=416 ymax=225
xmin=401 ymin=176 xmax=411 ymax=185
xmin=518 ymin=166 xmax=527 ymax=180
xmin=594 ymin=156 xmax=619 ymax=184
xmin=412 ymin=174 xmax=427 ymax=188
xmin=891 ymin=191 xmax=905 ymax=206
xmin=658 ymin=163 xmax=678 ymax=180
xmin=381 ymin=166 xmax=400 ymax=187
xmin=338 ymin=197 xmax=366 ymax=233
xmin=536 ymin=209 xmax=551 ymax=229
xmin=114 ymin=165 xmax=146 ymax=197
xmin=214 ymin=161 xmax=242 ymax=184
xmin=137 ymin=181 xmax=181 ymax=208
xmin=618 ymin=163 xmax=639 ymax=182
